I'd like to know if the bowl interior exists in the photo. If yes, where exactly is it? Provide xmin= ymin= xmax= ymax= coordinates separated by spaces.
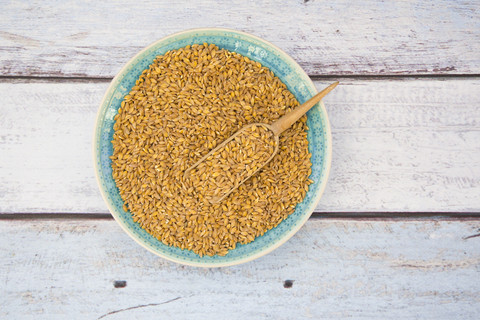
xmin=94 ymin=29 xmax=331 ymax=267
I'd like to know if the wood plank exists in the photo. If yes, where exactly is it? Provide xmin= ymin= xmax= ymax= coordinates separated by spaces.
xmin=0 ymin=0 xmax=479 ymax=77
xmin=0 ymin=218 xmax=479 ymax=318
xmin=321 ymin=79 xmax=480 ymax=212
xmin=1 ymin=79 xmax=479 ymax=213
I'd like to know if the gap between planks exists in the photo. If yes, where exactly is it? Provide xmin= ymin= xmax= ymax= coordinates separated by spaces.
xmin=0 ymin=212 xmax=479 ymax=221
xmin=1 ymin=74 xmax=480 ymax=83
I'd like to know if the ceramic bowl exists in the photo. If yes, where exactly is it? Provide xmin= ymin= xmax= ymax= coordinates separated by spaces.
xmin=93 ymin=28 xmax=331 ymax=267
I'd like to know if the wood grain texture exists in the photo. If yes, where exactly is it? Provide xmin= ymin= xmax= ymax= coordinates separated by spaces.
xmin=0 ymin=219 xmax=479 ymax=319
xmin=322 ymin=79 xmax=480 ymax=212
xmin=1 ymin=79 xmax=479 ymax=213
xmin=0 ymin=0 xmax=478 ymax=77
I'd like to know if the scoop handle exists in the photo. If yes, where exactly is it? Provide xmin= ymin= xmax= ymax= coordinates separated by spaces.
xmin=270 ymin=81 xmax=339 ymax=135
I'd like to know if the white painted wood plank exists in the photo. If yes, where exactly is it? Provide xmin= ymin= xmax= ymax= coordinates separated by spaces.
xmin=0 ymin=81 xmax=103 ymax=213
xmin=320 ymin=79 xmax=480 ymax=212
xmin=0 ymin=0 xmax=478 ymax=77
xmin=1 ymin=79 xmax=479 ymax=213
xmin=0 ymin=219 xmax=479 ymax=319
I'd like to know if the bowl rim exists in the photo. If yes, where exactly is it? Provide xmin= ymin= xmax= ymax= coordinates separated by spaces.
xmin=93 ymin=27 xmax=332 ymax=267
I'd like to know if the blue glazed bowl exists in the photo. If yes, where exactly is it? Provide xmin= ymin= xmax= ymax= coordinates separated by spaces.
xmin=93 ymin=28 xmax=331 ymax=267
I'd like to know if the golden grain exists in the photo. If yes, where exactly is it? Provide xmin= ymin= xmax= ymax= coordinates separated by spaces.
xmin=110 ymin=44 xmax=312 ymax=256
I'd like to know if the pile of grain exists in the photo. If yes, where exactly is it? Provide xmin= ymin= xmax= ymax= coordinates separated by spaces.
xmin=111 ymin=43 xmax=312 ymax=256
xmin=187 ymin=124 xmax=278 ymax=204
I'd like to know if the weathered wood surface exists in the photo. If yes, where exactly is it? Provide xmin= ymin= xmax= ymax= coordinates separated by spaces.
xmin=0 ymin=0 xmax=479 ymax=77
xmin=0 ymin=1 xmax=479 ymax=318
xmin=1 ymin=79 xmax=479 ymax=214
xmin=0 ymin=218 xmax=479 ymax=319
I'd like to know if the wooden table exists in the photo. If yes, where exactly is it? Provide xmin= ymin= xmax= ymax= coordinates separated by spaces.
xmin=1 ymin=1 xmax=479 ymax=318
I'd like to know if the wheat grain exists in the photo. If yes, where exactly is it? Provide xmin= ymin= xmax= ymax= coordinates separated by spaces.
xmin=110 ymin=43 xmax=312 ymax=256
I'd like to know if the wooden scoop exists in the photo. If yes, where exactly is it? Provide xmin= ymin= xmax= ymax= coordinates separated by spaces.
xmin=184 ymin=81 xmax=339 ymax=204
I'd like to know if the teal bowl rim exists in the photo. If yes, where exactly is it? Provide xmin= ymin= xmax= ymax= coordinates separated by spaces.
xmin=93 ymin=28 xmax=332 ymax=267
